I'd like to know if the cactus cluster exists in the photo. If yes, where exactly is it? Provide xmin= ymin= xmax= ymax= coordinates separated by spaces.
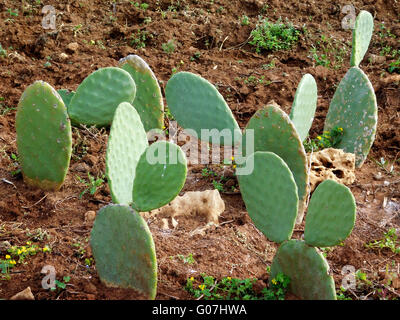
xmin=16 ymin=55 xmax=186 ymax=299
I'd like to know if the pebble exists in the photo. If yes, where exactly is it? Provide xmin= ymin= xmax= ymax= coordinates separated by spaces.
xmin=10 ymin=287 xmax=35 ymax=300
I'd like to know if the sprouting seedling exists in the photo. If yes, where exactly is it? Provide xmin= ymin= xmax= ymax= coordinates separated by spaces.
xmin=76 ymin=172 xmax=105 ymax=199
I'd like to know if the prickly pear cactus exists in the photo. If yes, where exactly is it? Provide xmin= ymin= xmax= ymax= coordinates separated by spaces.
xmin=350 ymin=10 xmax=374 ymax=67
xmin=165 ymin=71 xmax=241 ymax=145
xmin=305 ymin=179 xmax=356 ymax=247
xmin=270 ymin=240 xmax=336 ymax=300
xmin=289 ymin=74 xmax=318 ymax=142
xmin=16 ymin=81 xmax=72 ymax=191
xmin=90 ymin=204 xmax=157 ymax=299
xmin=57 ymin=89 xmax=75 ymax=109
xmin=132 ymin=141 xmax=187 ymax=212
xmin=68 ymin=67 xmax=136 ymax=127
xmin=324 ymin=67 xmax=378 ymax=167
xmin=119 ymin=55 xmax=164 ymax=132
xmin=241 ymin=104 xmax=309 ymax=224
xmin=237 ymin=152 xmax=299 ymax=243
xmin=105 ymin=102 xmax=148 ymax=205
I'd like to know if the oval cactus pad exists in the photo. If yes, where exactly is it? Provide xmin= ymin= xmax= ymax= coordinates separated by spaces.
xmin=16 ymin=81 xmax=72 ymax=191
xmin=350 ymin=10 xmax=374 ymax=67
xmin=241 ymin=104 xmax=309 ymax=223
xmin=165 ymin=72 xmax=241 ymax=145
xmin=270 ymin=240 xmax=336 ymax=300
xmin=132 ymin=141 xmax=187 ymax=212
xmin=106 ymin=102 xmax=148 ymax=205
xmin=237 ymin=151 xmax=299 ymax=243
xmin=324 ymin=67 xmax=377 ymax=167
xmin=90 ymin=204 xmax=157 ymax=299
xmin=305 ymin=179 xmax=356 ymax=247
xmin=119 ymin=55 xmax=164 ymax=132
xmin=68 ymin=67 xmax=136 ymax=127
xmin=289 ymin=73 xmax=318 ymax=142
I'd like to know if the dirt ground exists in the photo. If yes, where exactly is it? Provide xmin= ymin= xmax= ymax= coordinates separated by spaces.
xmin=0 ymin=0 xmax=399 ymax=300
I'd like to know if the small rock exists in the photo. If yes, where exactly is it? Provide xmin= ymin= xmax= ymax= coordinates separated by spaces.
xmin=84 ymin=211 xmax=96 ymax=224
xmin=0 ymin=241 xmax=11 ymax=252
xmin=10 ymin=287 xmax=35 ymax=300
xmin=66 ymin=42 xmax=79 ymax=53
xmin=368 ymin=54 xmax=386 ymax=64
xmin=59 ymin=52 xmax=69 ymax=60
xmin=373 ymin=172 xmax=382 ymax=180
xmin=72 ymin=162 xmax=90 ymax=173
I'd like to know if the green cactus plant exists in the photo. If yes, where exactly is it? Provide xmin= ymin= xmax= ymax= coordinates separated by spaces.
xmin=132 ymin=140 xmax=187 ymax=212
xmin=289 ymin=73 xmax=318 ymax=142
xmin=241 ymin=104 xmax=309 ymax=224
xmin=16 ymin=81 xmax=72 ymax=191
xmin=68 ymin=67 xmax=136 ymax=127
xmin=350 ymin=10 xmax=374 ymax=67
xmin=165 ymin=71 xmax=241 ymax=145
xmin=90 ymin=204 xmax=157 ymax=299
xmin=324 ymin=66 xmax=378 ymax=167
xmin=265 ymin=178 xmax=356 ymax=300
xmin=105 ymin=102 xmax=148 ymax=205
xmin=119 ymin=55 xmax=164 ymax=132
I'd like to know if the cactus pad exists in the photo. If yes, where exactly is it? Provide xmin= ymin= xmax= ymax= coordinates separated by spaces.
xmin=270 ymin=240 xmax=336 ymax=300
xmin=119 ymin=55 xmax=164 ymax=132
xmin=105 ymin=102 xmax=148 ymax=205
xmin=90 ymin=204 xmax=157 ymax=299
xmin=305 ymin=179 xmax=356 ymax=247
xmin=132 ymin=141 xmax=187 ymax=212
xmin=16 ymin=81 xmax=72 ymax=191
xmin=350 ymin=10 xmax=374 ymax=67
xmin=241 ymin=104 xmax=309 ymax=223
xmin=324 ymin=67 xmax=377 ymax=167
xmin=289 ymin=74 xmax=318 ymax=142
xmin=68 ymin=67 xmax=136 ymax=127
xmin=57 ymin=89 xmax=75 ymax=109
xmin=237 ymin=152 xmax=298 ymax=243
xmin=165 ymin=71 xmax=241 ymax=145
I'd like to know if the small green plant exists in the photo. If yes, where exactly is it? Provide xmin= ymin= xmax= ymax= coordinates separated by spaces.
xmin=201 ymin=167 xmax=217 ymax=178
xmin=76 ymin=172 xmax=105 ymax=199
xmin=388 ymin=59 xmax=400 ymax=73
xmin=8 ymin=153 xmax=21 ymax=176
xmin=162 ymin=39 xmax=176 ymax=54
xmin=130 ymin=30 xmax=149 ymax=49
xmin=336 ymin=287 xmax=352 ymax=300
xmin=240 ymin=15 xmax=250 ymax=26
xmin=185 ymin=272 xmax=290 ymax=300
xmin=190 ymin=51 xmax=202 ymax=61
xmin=0 ymin=44 xmax=6 ymax=58
xmin=365 ymin=228 xmax=400 ymax=254
xmin=212 ymin=180 xmax=225 ymax=192
xmin=303 ymin=126 xmax=344 ymax=152
xmin=249 ymin=18 xmax=300 ymax=53
xmin=6 ymin=8 xmax=18 ymax=17
xmin=50 ymin=276 xmax=71 ymax=291
xmin=172 ymin=253 xmax=196 ymax=265
xmin=73 ymin=24 xmax=83 ymax=37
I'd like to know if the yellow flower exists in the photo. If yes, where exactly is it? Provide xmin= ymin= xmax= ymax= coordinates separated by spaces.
xmin=10 ymin=260 xmax=16 ymax=265
xmin=231 ymin=156 xmax=235 ymax=161
xmin=233 ymin=164 xmax=237 ymax=169
xmin=199 ymin=284 xmax=205 ymax=291
xmin=317 ymin=136 xmax=322 ymax=140
xmin=5 ymin=255 xmax=11 ymax=260
xmin=17 ymin=249 xmax=22 ymax=255
xmin=271 ymin=278 xmax=277 ymax=285
xmin=21 ymin=246 xmax=26 ymax=252
xmin=227 ymin=277 xmax=232 ymax=281
xmin=26 ymin=241 xmax=32 ymax=245
xmin=43 ymin=246 xmax=50 ymax=253
xmin=190 ymin=277 xmax=194 ymax=282
xmin=338 ymin=127 xmax=343 ymax=132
